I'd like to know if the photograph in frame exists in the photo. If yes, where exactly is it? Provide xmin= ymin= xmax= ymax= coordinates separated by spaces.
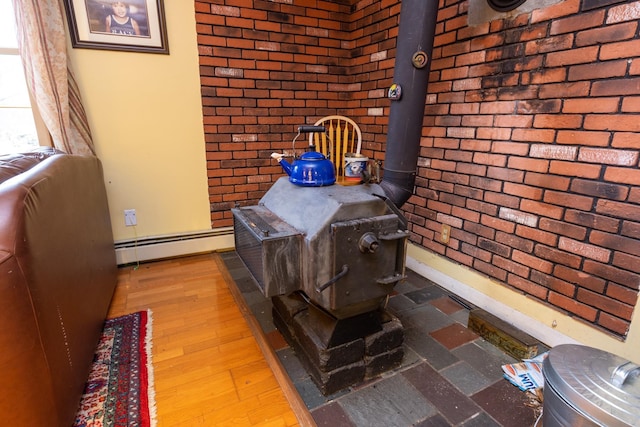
xmin=64 ymin=0 xmax=169 ymax=54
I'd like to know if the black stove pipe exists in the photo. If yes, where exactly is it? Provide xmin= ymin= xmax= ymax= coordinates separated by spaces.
xmin=380 ymin=0 xmax=439 ymax=208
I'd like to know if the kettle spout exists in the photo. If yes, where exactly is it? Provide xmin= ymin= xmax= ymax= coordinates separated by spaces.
xmin=279 ymin=159 xmax=293 ymax=176
xmin=271 ymin=152 xmax=292 ymax=176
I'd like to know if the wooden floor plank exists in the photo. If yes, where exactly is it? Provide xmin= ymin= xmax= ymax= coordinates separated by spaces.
xmin=108 ymin=253 xmax=311 ymax=426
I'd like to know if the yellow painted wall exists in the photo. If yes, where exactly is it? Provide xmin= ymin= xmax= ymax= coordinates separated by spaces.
xmin=67 ymin=2 xmax=211 ymax=242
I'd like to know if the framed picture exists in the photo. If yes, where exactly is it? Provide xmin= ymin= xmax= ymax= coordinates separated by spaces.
xmin=64 ymin=0 xmax=169 ymax=54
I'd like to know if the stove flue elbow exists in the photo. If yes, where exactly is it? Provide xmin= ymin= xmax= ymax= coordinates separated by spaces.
xmin=379 ymin=177 xmax=415 ymax=208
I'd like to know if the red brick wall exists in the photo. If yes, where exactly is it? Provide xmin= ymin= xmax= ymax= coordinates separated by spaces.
xmin=196 ymin=0 xmax=640 ymax=338
xmin=195 ymin=0 xmax=397 ymax=225
xmin=197 ymin=0 xmax=349 ymax=225
xmin=406 ymin=0 xmax=640 ymax=338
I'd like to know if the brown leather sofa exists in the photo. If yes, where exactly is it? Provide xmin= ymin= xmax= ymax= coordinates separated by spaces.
xmin=0 ymin=148 xmax=117 ymax=426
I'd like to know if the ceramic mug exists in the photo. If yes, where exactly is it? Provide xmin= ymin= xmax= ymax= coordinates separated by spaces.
xmin=344 ymin=153 xmax=368 ymax=180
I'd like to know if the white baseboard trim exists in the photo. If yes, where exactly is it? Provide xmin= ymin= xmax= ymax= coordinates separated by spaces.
xmin=115 ymin=227 xmax=235 ymax=265
xmin=406 ymin=255 xmax=581 ymax=349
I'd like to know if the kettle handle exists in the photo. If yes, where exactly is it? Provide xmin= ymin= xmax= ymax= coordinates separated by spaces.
xmin=292 ymin=125 xmax=327 ymax=155
xmin=298 ymin=125 xmax=326 ymax=133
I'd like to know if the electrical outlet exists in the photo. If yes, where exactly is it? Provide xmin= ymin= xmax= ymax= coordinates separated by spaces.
xmin=124 ymin=209 xmax=137 ymax=226
xmin=441 ymin=224 xmax=451 ymax=244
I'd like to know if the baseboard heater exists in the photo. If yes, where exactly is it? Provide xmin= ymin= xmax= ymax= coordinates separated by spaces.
xmin=114 ymin=227 xmax=235 ymax=265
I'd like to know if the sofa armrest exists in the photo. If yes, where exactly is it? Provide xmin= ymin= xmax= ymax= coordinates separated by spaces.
xmin=0 ymin=153 xmax=117 ymax=426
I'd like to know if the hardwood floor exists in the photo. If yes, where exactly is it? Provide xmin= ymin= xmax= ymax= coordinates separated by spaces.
xmin=107 ymin=252 xmax=312 ymax=426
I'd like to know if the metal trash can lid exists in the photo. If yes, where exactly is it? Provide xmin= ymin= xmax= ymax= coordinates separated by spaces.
xmin=543 ymin=344 xmax=640 ymax=426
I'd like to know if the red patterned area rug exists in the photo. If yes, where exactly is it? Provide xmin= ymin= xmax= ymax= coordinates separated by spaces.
xmin=74 ymin=310 xmax=157 ymax=427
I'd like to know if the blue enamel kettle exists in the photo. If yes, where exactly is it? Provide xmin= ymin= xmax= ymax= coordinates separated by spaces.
xmin=271 ymin=126 xmax=336 ymax=187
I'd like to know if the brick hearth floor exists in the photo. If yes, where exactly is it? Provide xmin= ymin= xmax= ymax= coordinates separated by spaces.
xmin=221 ymin=251 xmax=543 ymax=427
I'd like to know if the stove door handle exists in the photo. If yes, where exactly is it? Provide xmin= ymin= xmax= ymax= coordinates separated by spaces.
xmin=376 ymin=273 xmax=406 ymax=286
xmin=378 ymin=230 xmax=410 ymax=241
xmin=316 ymin=264 xmax=349 ymax=293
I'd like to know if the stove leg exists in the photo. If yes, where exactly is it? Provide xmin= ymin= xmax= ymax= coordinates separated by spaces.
xmin=272 ymin=293 xmax=404 ymax=395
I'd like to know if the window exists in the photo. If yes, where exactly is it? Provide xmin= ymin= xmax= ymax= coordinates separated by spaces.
xmin=0 ymin=0 xmax=40 ymax=155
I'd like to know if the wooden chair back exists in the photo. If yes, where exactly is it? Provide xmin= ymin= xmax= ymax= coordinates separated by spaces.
xmin=309 ymin=115 xmax=362 ymax=180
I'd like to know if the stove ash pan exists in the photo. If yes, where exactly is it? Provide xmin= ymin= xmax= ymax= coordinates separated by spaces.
xmin=232 ymin=178 xmax=409 ymax=319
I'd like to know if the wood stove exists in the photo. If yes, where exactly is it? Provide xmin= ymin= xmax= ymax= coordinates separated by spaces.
xmin=232 ymin=0 xmax=439 ymax=394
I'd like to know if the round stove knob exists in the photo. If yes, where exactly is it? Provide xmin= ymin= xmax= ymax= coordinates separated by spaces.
xmin=359 ymin=232 xmax=379 ymax=254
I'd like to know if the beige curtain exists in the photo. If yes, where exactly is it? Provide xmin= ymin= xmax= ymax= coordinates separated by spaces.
xmin=12 ymin=0 xmax=94 ymax=156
